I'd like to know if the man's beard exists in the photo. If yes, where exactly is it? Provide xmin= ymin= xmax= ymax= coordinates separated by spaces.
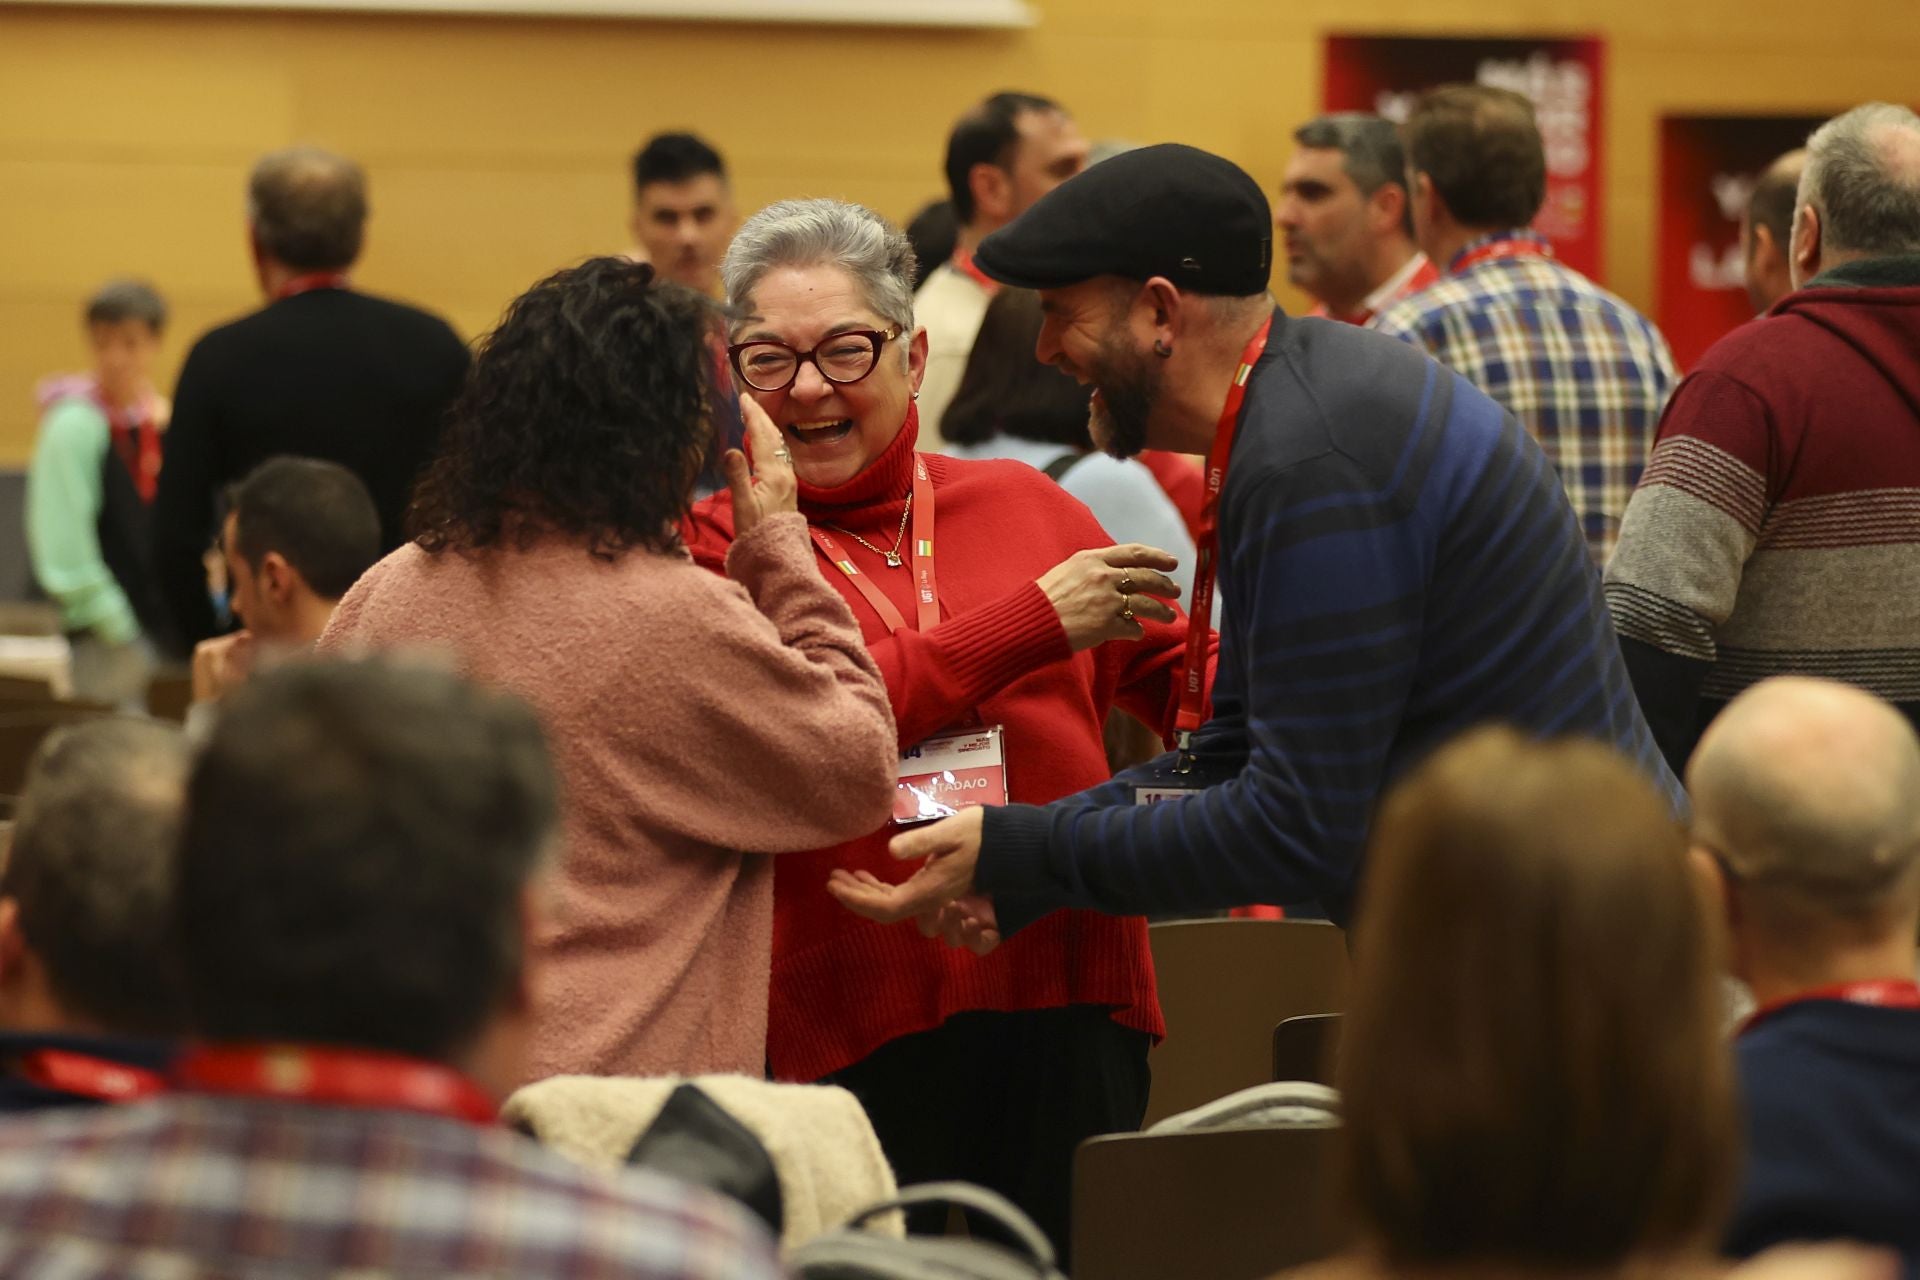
xmin=1086 ymin=337 xmax=1161 ymax=460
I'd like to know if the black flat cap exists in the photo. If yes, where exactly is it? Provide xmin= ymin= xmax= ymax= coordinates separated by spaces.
xmin=974 ymin=143 xmax=1273 ymax=295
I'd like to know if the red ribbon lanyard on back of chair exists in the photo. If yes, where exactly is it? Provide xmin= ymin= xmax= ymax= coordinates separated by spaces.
xmin=808 ymin=454 xmax=941 ymax=635
xmin=175 ymin=1044 xmax=498 ymax=1124
xmin=1174 ymin=317 xmax=1272 ymax=771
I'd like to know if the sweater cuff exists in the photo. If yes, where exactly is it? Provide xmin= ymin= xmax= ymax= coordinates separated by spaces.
xmin=979 ymin=804 xmax=1065 ymax=937
xmin=940 ymin=582 xmax=1070 ymax=703
xmin=723 ymin=511 xmax=816 ymax=597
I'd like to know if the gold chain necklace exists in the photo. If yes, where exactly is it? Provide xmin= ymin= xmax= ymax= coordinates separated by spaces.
xmin=829 ymin=491 xmax=914 ymax=568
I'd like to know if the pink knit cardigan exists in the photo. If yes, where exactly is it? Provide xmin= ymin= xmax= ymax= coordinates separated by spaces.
xmin=320 ymin=513 xmax=897 ymax=1080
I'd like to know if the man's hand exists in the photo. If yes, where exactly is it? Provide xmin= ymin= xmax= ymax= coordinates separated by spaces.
xmin=191 ymin=630 xmax=255 ymax=703
xmin=828 ymin=807 xmax=1002 ymax=952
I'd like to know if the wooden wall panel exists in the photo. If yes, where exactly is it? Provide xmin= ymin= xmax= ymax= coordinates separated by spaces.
xmin=0 ymin=0 xmax=1915 ymax=459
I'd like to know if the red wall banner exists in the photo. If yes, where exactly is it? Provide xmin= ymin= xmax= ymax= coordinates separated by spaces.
xmin=1656 ymin=115 xmax=1826 ymax=371
xmin=1324 ymin=35 xmax=1606 ymax=282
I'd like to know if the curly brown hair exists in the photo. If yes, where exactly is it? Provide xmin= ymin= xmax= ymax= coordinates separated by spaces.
xmin=408 ymin=256 xmax=722 ymax=559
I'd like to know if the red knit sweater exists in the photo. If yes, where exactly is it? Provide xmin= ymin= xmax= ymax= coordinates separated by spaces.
xmin=685 ymin=408 xmax=1184 ymax=1081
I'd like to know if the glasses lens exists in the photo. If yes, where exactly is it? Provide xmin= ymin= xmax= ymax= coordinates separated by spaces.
xmin=817 ymin=334 xmax=879 ymax=384
xmin=738 ymin=344 xmax=798 ymax=390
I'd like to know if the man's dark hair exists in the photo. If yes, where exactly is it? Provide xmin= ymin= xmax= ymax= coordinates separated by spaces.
xmin=176 ymin=659 xmax=557 ymax=1061
xmin=1801 ymin=103 xmax=1920 ymax=258
xmin=3 ymin=719 xmax=191 ymax=1036
xmin=226 ymin=457 xmax=381 ymax=600
xmin=84 ymin=279 xmax=167 ymax=334
xmin=942 ymin=287 xmax=1092 ymax=450
xmin=1746 ymin=150 xmax=1805 ymax=251
xmin=632 ymin=132 xmax=727 ymax=193
xmin=409 ymin=256 xmax=721 ymax=559
xmin=248 ymin=146 xmax=368 ymax=272
xmin=1402 ymin=85 xmax=1547 ymax=230
xmin=944 ymin=91 xmax=1064 ymax=224
xmin=1294 ymin=113 xmax=1417 ymax=238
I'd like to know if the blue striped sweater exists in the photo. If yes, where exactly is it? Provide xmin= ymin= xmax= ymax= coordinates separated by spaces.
xmin=978 ymin=311 xmax=1680 ymax=926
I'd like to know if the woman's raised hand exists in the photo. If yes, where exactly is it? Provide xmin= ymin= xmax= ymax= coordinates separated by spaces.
xmin=1037 ymin=543 xmax=1183 ymax=652
xmin=723 ymin=395 xmax=798 ymax=537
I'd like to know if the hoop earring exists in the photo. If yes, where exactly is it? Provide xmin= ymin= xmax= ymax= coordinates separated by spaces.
xmin=1153 ymin=340 xmax=1173 ymax=359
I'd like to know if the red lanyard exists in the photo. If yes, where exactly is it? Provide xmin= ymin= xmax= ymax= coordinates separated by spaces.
xmin=1449 ymin=234 xmax=1554 ymax=275
xmin=93 ymin=389 xmax=163 ymax=503
xmin=1174 ymin=317 xmax=1272 ymax=770
xmin=17 ymin=1049 xmax=166 ymax=1103
xmin=1742 ymin=978 xmax=1920 ymax=1036
xmin=809 ymin=454 xmax=940 ymax=635
xmin=274 ymin=272 xmax=351 ymax=300
xmin=949 ymin=248 xmax=1000 ymax=296
xmin=175 ymin=1044 xmax=498 ymax=1124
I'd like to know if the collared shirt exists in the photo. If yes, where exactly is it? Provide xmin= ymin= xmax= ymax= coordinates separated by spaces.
xmin=1372 ymin=230 xmax=1677 ymax=565
xmin=1307 ymin=251 xmax=1440 ymax=326
xmin=0 ymin=1093 xmax=783 ymax=1277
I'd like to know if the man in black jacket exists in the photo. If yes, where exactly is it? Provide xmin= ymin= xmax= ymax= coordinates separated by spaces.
xmin=152 ymin=146 xmax=470 ymax=654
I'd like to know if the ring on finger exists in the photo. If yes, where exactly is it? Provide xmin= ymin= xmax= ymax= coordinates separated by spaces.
xmin=1118 ymin=593 xmax=1135 ymax=623
xmin=1117 ymin=573 xmax=1136 ymax=595
xmin=772 ymin=447 xmax=793 ymax=462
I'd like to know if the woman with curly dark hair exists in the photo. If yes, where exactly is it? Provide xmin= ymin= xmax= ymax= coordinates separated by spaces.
xmin=320 ymin=256 xmax=897 ymax=1081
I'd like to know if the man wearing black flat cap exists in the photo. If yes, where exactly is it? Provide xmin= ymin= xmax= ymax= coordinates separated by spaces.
xmin=830 ymin=143 xmax=1679 ymax=942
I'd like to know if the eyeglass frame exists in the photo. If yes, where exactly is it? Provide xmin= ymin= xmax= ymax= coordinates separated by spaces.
xmin=726 ymin=326 xmax=904 ymax=393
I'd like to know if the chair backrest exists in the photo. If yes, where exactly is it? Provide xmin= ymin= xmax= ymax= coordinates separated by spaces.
xmin=0 ymin=674 xmax=58 ymax=705
xmin=1071 ymin=1125 xmax=1346 ymax=1280
xmin=0 ymin=705 xmax=115 ymax=799
xmin=1272 ymin=1013 xmax=1345 ymax=1087
xmin=1144 ymin=919 xmax=1350 ymax=1124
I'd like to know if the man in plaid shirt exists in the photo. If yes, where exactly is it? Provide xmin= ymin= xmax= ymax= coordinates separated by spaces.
xmin=0 ymin=659 xmax=780 ymax=1279
xmin=1373 ymin=85 xmax=1676 ymax=566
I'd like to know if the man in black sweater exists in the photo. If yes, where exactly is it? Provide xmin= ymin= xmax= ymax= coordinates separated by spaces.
xmin=152 ymin=146 xmax=470 ymax=653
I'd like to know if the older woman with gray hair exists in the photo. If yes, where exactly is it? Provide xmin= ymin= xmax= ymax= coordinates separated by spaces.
xmin=685 ymin=198 xmax=1209 ymax=1259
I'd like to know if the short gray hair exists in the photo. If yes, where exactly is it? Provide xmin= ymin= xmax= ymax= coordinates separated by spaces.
xmin=723 ymin=199 xmax=917 ymax=337
xmin=248 ymin=145 xmax=368 ymax=272
xmin=1799 ymin=103 xmax=1920 ymax=259
xmin=4 ymin=718 xmax=191 ymax=1035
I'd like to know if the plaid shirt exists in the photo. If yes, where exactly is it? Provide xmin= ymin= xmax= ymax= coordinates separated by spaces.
xmin=1371 ymin=231 xmax=1676 ymax=565
xmin=0 ymin=1094 xmax=783 ymax=1278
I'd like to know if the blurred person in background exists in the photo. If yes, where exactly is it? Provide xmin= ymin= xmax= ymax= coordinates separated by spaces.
xmin=916 ymin=91 xmax=1089 ymax=447
xmin=322 ymin=256 xmax=896 ymax=1082
xmin=1744 ymin=149 xmax=1807 ymax=314
xmin=153 ymin=145 xmax=470 ymax=655
xmin=0 ymin=718 xmax=187 ymax=1111
xmin=1606 ymin=104 xmax=1920 ymax=775
xmin=904 ymin=198 xmax=959 ymax=292
xmin=0 ymin=660 xmax=782 ymax=1277
xmin=628 ymin=131 xmax=736 ymax=298
xmin=1689 ymin=678 xmax=1920 ymax=1269
xmin=684 ymin=198 xmax=1198 ymax=1262
xmin=1375 ymin=85 xmax=1676 ymax=566
xmin=1278 ymin=113 xmax=1438 ymax=326
xmin=26 ymin=279 xmax=174 ymax=708
xmin=188 ymin=457 xmax=380 ymax=721
xmin=1290 ymin=727 xmax=1734 ymax=1280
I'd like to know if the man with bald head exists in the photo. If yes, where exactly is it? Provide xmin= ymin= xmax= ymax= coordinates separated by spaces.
xmin=153 ymin=145 xmax=470 ymax=655
xmin=1690 ymin=677 xmax=1920 ymax=1267
xmin=1607 ymin=103 xmax=1920 ymax=775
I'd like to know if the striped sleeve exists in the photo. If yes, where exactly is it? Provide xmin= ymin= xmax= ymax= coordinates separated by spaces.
xmin=1604 ymin=369 xmax=1772 ymax=769
xmin=978 ymin=455 xmax=1422 ymax=922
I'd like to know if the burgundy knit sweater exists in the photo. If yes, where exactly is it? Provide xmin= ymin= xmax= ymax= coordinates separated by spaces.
xmin=320 ymin=516 xmax=897 ymax=1081
xmin=685 ymin=408 xmax=1181 ymax=1082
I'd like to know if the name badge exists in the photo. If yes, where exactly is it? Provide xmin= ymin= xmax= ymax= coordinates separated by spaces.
xmin=895 ymin=725 xmax=1009 ymax=826
xmin=1134 ymin=756 xmax=1210 ymax=807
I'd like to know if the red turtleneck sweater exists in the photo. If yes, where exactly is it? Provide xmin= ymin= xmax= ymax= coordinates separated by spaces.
xmin=685 ymin=407 xmax=1187 ymax=1081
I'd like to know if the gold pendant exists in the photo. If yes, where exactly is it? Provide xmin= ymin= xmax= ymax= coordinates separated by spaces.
xmin=883 ymin=551 xmax=904 ymax=568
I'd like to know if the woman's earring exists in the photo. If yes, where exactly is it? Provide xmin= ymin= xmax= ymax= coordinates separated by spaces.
xmin=912 ymin=389 xmax=920 ymax=400
xmin=1153 ymin=339 xmax=1173 ymax=358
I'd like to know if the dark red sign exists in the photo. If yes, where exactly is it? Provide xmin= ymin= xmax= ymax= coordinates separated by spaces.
xmin=1657 ymin=115 xmax=1826 ymax=371
xmin=1324 ymin=35 xmax=1606 ymax=282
